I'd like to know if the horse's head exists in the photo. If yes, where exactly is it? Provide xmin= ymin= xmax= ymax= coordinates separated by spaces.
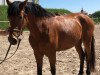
xmin=6 ymin=0 xmax=28 ymax=45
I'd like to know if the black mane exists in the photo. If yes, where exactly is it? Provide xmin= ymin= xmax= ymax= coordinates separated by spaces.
xmin=25 ymin=2 xmax=55 ymax=17
xmin=7 ymin=1 xmax=21 ymax=17
xmin=7 ymin=1 xmax=55 ymax=18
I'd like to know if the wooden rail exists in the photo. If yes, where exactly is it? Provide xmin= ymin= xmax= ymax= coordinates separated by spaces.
xmin=0 ymin=21 xmax=9 ymax=23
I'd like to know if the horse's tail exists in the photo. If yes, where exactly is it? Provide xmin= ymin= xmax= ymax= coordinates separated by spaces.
xmin=90 ymin=35 xmax=96 ymax=72
xmin=77 ymin=14 xmax=96 ymax=72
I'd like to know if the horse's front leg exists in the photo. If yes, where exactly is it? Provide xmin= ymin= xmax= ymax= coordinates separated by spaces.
xmin=34 ymin=51 xmax=44 ymax=75
xmin=48 ymin=52 xmax=56 ymax=75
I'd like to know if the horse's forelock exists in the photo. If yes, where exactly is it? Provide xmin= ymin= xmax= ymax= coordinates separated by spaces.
xmin=7 ymin=1 xmax=21 ymax=17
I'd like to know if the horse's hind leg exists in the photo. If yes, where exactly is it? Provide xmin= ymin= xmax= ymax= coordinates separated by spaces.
xmin=83 ymin=35 xmax=95 ymax=75
xmin=75 ymin=39 xmax=85 ymax=75
xmin=34 ymin=51 xmax=44 ymax=75
xmin=83 ymin=41 xmax=91 ymax=75
xmin=48 ymin=52 xmax=56 ymax=75
xmin=83 ymin=40 xmax=92 ymax=75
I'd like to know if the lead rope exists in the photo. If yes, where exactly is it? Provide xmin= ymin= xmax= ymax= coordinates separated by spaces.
xmin=0 ymin=44 xmax=11 ymax=64
xmin=0 ymin=37 xmax=22 ymax=64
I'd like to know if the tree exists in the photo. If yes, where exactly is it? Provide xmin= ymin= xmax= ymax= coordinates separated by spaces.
xmin=91 ymin=11 xmax=100 ymax=18
xmin=91 ymin=11 xmax=100 ymax=23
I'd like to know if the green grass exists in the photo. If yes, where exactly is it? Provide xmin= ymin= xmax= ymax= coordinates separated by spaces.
xmin=0 ymin=22 xmax=9 ymax=29
xmin=0 ymin=6 xmax=8 ymax=21
xmin=0 ymin=6 xmax=9 ymax=29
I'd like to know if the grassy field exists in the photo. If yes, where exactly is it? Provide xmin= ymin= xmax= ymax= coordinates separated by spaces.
xmin=0 ymin=22 xmax=9 ymax=30
xmin=0 ymin=6 xmax=8 ymax=21
xmin=0 ymin=6 xmax=9 ymax=29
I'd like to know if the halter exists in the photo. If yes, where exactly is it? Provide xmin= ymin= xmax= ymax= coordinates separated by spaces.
xmin=0 ymin=10 xmax=27 ymax=64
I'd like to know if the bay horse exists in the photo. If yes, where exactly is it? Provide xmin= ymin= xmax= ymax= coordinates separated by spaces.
xmin=6 ymin=0 xmax=95 ymax=75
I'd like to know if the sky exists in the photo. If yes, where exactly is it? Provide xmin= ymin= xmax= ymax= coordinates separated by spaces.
xmin=0 ymin=0 xmax=99 ymax=14
xmin=39 ymin=0 xmax=100 ymax=14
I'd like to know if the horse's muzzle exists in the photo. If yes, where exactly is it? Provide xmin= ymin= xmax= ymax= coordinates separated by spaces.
xmin=8 ymin=36 xmax=17 ymax=45
xmin=7 ymin=27 xmax=23 ymax=45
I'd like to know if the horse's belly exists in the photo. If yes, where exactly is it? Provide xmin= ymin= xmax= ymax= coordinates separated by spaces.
xmin=57 ymin=31 xmax=82 ymax=51
xmin=57 ymin=39 xmax=78 ymax=51
xmin=57 ymin=42 xmax=76 ymax=51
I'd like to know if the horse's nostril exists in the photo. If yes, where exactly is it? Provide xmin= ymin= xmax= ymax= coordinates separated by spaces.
xmin=8 ymin=37 xmax=17 ymax=45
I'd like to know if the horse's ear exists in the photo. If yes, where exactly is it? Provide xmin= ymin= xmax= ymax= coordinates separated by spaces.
xmin=19 ymin=0 xmax=28 ymax=11
xmin=6 ymin=0 xmax=12 ymax=6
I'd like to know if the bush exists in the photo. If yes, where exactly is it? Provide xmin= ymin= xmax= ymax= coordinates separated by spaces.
xmin=91 ymin=11 xmax=100 ymax=18
xmin=91 ymin=11 xmax=100 ymax=24
xmin=0 ymin=6 xmax=9 ymax=29
xmin=0 ymin=6 xmax=8 ymax=21
xmin=46 ymin=8 xmax=71 ymax=15
xmin=0 ymin=22 xmax=9 ymax=30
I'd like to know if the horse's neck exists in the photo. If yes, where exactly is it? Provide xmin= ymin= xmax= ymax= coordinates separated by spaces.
xmin=27 ymin=23 xmax=41 ymax=39
xmin=27 ymin=14 xmax=50 ymax=39
xmin=27 ymin=16 xmax=42 ymax=39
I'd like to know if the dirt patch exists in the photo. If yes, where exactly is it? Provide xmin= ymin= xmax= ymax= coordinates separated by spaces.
xmin=0 ymin=25 xmax=100 ymax=75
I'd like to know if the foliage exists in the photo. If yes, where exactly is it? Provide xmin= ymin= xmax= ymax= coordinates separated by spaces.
xmin=0 ymin=22 xmax=9 ymax=30
xmin=0 ymin=6 xmax=8 ymax=21
xmin=46 ymin=8 xmax=71 ymax=15
xmin=0 ymin=6 xmax=8 ymax=29
xmin=91 ymin=11 xmax=100 ymax=18
xmin=91 ymin=11 xmax=100 ymax=24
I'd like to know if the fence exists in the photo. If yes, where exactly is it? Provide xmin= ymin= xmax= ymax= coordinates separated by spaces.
xmin=0 ymin=21 xmax=9 ymax=29
xmin=0 ymin=21 xmax=9 ymax=22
